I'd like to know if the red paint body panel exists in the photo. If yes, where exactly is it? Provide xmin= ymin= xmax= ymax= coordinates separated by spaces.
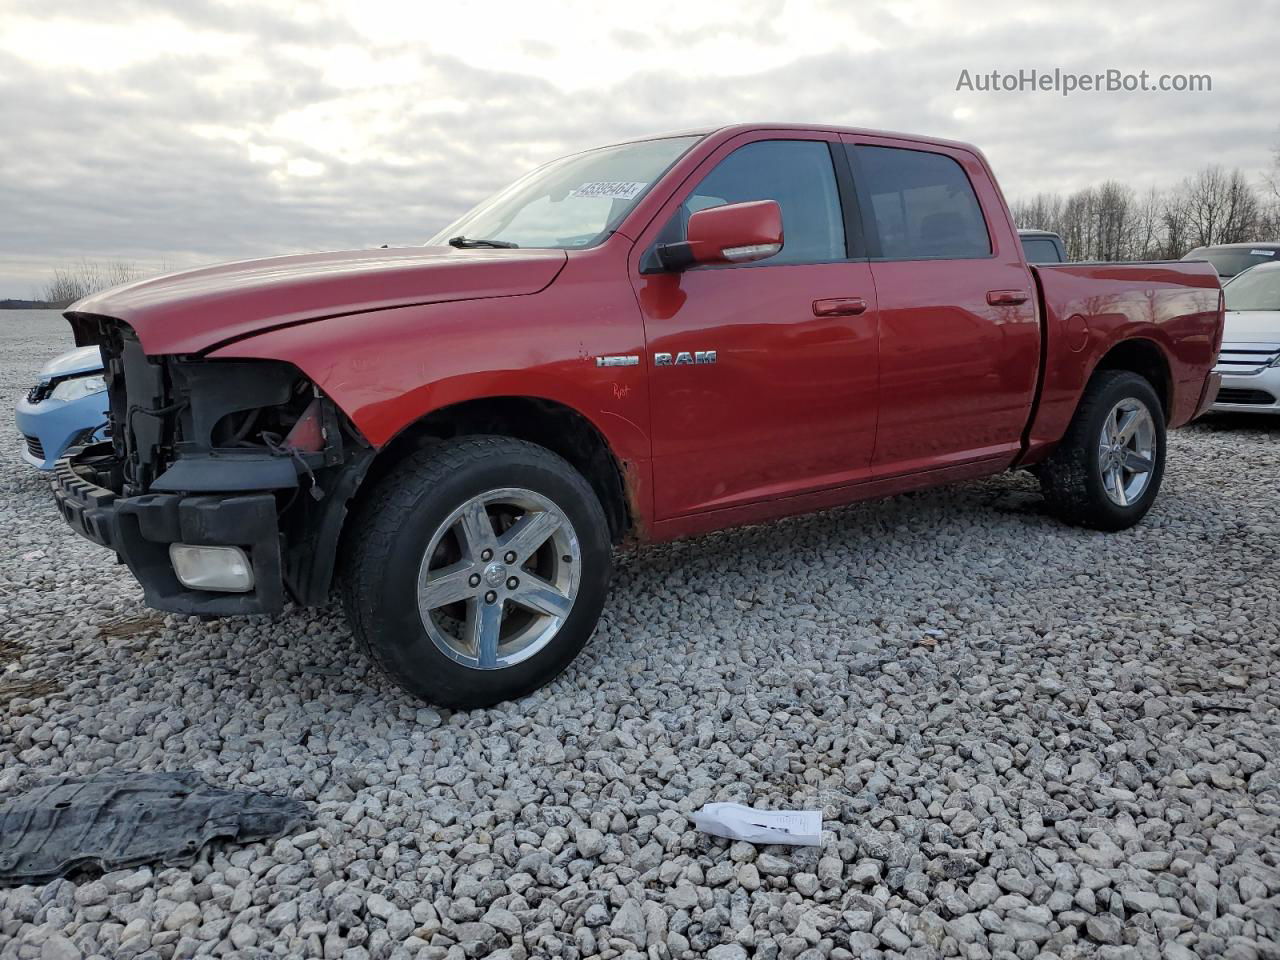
xmin=624 ymin=128 xmax=879 ymax=520
xmin=842 ymin=133 xmax=1043 ymax=477
xmin=1021 ymin=261 xmax=1223 ymax=462
xmin=649 ymin=456 xmax=1009 ymax=542
xmin=868 ymin=256 xmax=1039 ymax=474
xmin=73 ymin=122 xmax=1225 ymax=546
xmin=211 ymin=249 xmax=652 ymax=459
xmin=686 ymin=199 xmax=784 ymax=263
xmin=69 ymin=246 xmax=567 ymax=355
xmin=631 ymin=260 xmax=880 ymax=519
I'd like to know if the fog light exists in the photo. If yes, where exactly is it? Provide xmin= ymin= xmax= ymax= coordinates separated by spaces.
xmin=169 ymin=544 xmax=254 ymax=593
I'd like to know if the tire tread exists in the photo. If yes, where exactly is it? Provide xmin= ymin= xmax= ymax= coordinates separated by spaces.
xmin=1039 ymin=370 xmax=1165 ymax=531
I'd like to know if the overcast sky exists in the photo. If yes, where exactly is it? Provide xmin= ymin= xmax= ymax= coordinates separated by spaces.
xmin=1 ymin=0 xmax=1277 ymax=296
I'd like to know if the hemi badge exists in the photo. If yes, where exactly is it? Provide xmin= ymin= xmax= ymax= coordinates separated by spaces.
xmin=595 ymin=355 xmax=639 ymax=367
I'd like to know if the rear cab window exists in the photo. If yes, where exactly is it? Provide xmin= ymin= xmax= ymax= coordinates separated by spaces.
xmin=851 ymin=145 xmax=991 ymax=260
xmin=1021 ymin=238 xmax=1063 ymax=263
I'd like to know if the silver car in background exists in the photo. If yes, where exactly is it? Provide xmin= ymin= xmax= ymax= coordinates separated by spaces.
xmin=1213 ymin=261 xmax=1280 ymax=414
xmin=1184 ymin=242 xmax=1280 ymax=279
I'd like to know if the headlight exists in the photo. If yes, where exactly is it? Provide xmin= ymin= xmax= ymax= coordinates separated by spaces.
xmin=50 ymin=374 xmax=107 ymax=402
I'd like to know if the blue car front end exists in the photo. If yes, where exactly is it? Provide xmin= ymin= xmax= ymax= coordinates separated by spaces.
xmin=15 ymin=345 xmax=110 ymax=470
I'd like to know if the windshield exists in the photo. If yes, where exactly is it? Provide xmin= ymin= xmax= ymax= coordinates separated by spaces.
xmin=1224 ymin=263 xmax=1280 ymax=311
xmin=1184 ymin=246 xmax=1280 ymax=277
xmin=429 ymin=135 xmax=702 ymax=250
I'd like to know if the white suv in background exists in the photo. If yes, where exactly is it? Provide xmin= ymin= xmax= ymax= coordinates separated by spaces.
xmin=1213 ymin=261 xmax=1280 ymax=414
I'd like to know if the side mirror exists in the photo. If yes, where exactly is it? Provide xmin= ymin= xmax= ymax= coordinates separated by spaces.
xmin=653 ymin=200 xmax=784 ymax=271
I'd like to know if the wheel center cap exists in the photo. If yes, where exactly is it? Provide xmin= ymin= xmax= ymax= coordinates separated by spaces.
xmin=483 ymin=562 xmax=507 ymax=587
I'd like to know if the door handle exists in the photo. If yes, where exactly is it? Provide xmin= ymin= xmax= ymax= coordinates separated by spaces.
xmin=813 ymin=297 xmax=867 ymax=317
xmin=987 ymin=289 xmax=1029 ymax=306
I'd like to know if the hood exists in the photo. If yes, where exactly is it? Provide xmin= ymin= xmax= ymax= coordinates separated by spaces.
xmin=1223 ymin=309 xmax=1280 ymax=343
xmin=67 ymin=246 xmax=568 ymax=355
xmin=39 ymin=345 xmax=104 ymax=381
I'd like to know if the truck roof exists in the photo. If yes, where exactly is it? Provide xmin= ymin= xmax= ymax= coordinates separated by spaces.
xmin=620 ymin=122 xmax=984 ymax=156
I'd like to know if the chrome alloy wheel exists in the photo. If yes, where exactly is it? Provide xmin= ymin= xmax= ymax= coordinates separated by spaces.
xmin=416 ymin=488 xmax=581 ymax=670
xmin=1097 ymin=397 xmax=1157 ymax=507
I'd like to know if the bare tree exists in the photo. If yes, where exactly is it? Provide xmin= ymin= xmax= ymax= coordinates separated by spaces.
xmin=1263 ymin=131 xmax=1280 ymax=207
xmin=1183 ymin=166 xmax=1227 ymax=246
xmin=1257 ymin=200 xmax=1280 ymax=241
xmin=1059 ymin=188 xmax=1097 ymax=261
xmin=1256 ymin=137 xmax=1280 ymax=240
xmin=1224 ymin=170 xmax=1263 ymax=242
xmin=1182 ymin=166 xmax=1261 ymax=247
xmin=1131 ymin=187 xmax=1166 ymax=260
xmin=40 ymin=260 xmax=143 ymax=307
xmin=1010 ymin=159 xmax=1272 ymax=261
xmin=1010 ymin=193 xmax=1064 ymax=234
xmin=1093 ymin=181 xmax=1136 ymax=261
xmin=1157 ymin=190 xmax=1193 ymax=259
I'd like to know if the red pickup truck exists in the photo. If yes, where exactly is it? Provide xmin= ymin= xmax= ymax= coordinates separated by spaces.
xmin=54 ymin=123 xmax=1222 ymax=707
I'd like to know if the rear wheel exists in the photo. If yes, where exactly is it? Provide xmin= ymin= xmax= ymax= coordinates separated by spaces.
xmin=341 ymin=436 xmax=612 ymax=708
xmin=1039 ymin=370 xmax=1167 ymax=531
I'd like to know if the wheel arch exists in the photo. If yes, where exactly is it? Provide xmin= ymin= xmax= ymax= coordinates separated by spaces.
xmin=1089 ymin=337 xmax=1173 ymax=416
xmin=357 ymin=395 xmax=636 ymax=546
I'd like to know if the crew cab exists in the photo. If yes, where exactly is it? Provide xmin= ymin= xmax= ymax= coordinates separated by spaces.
xmin=52 ymin=124 xmax=1223 ymax=708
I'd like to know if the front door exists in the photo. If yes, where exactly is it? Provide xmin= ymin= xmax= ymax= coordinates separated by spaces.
xmin=630 ymin=134 xmax=879 ymax=520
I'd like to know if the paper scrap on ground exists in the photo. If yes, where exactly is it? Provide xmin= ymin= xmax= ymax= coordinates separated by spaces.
xmin=691 ymin=802 xmax=822 ymax=847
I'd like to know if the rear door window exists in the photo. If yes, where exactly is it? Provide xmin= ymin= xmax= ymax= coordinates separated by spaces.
xmin=852 ymin=145 xmax=991 ymax=260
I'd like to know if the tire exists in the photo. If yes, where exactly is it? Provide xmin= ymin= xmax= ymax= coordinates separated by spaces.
xmin=1039 ymin=370 xmax=1167 ymax=531
xmin=340 ymin=436 xmax=613 ymax=708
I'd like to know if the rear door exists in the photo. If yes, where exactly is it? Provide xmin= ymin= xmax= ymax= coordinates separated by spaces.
xmin=841 ymin=136 xmax=1041 ymax=475
xmin=630 ymin=133 xmax=879 ymax=519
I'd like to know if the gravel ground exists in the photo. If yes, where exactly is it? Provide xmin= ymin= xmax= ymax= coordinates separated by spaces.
xmin=1 ymin=310 xmax=1278 ymax=960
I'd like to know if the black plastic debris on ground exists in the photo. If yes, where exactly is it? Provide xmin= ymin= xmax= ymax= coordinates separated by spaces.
xmin=0 ymin=770 xmax=309 ymax=887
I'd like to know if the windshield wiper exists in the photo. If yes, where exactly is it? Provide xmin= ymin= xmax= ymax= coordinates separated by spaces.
xmin=447 ymin=236 xmax=518 ymax=249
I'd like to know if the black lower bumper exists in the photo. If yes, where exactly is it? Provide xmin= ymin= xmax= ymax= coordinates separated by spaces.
xmin=53 ymin=444 xmax=285 ymax=615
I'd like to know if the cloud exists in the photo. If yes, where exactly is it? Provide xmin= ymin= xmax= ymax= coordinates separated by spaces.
xmin=0 ymin=0 xmax=1277 ymax=295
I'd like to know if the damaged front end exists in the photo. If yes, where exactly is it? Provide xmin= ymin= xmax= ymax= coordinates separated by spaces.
xmin=53 ymin=317 xmax=372 ymax=615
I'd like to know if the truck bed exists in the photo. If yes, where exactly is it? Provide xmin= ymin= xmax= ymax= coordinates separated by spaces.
xmin=1022 ymin=260 xmax=1223 ymax=461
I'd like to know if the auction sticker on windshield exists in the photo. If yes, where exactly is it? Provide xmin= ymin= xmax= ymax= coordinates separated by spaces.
xmin=568 ymin=181 xmax=647 ymax=200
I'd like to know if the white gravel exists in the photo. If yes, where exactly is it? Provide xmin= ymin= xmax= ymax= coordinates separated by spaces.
xmin=1 ymin=309 xmax=1278 ymax=960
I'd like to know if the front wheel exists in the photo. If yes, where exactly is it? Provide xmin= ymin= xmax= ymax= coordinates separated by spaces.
xmin=340 ymin=436 xmax=613 ymax=708
xmin=1038 ymin=370 xmax=1167 ymax=531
